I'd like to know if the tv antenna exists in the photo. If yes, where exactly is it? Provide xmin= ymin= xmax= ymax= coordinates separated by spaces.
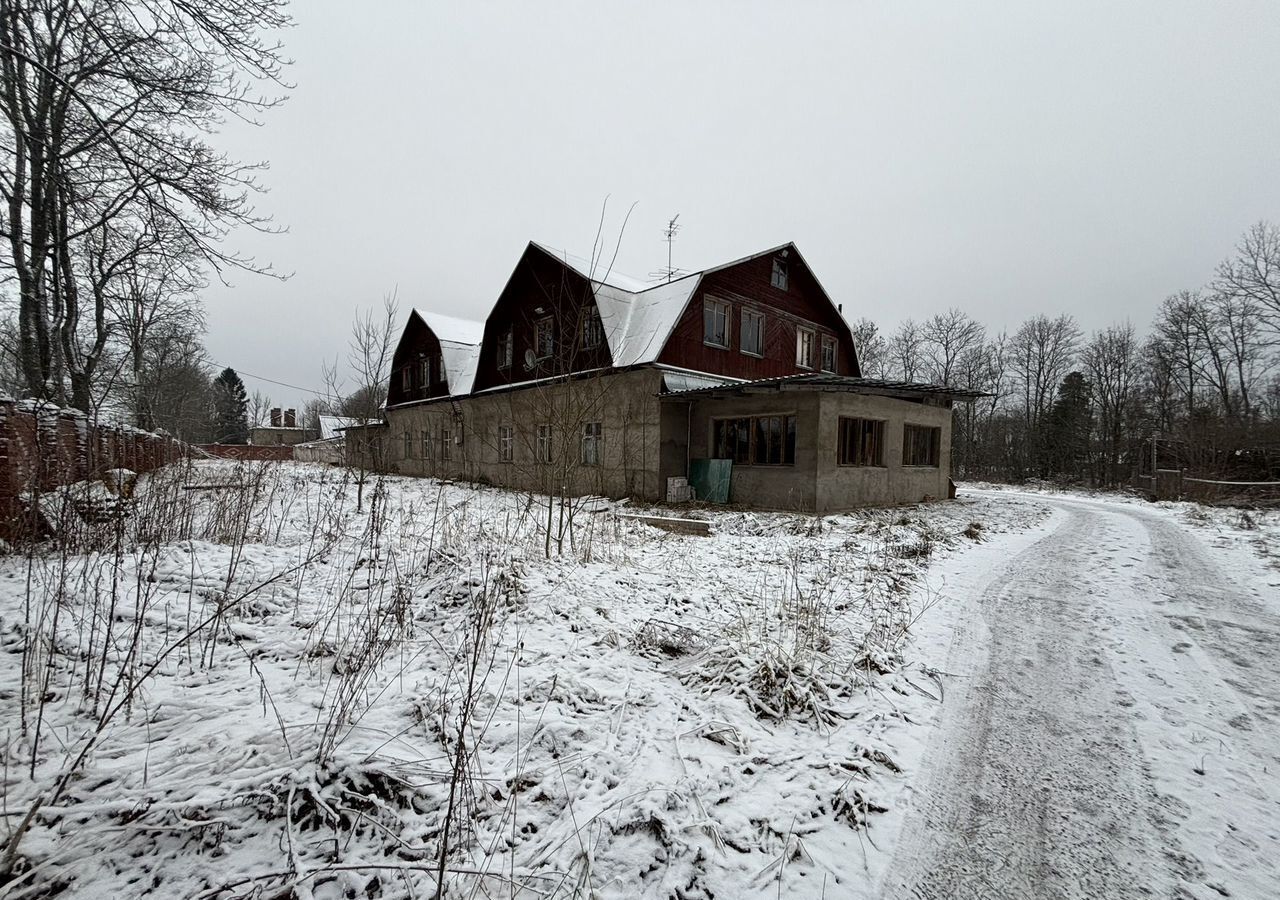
xmin=648 ymin=214 xmax=685 ymax=283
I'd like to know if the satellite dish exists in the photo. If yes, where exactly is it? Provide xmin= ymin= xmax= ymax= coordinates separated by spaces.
xmin=524 ymin=349 xmax=537 ymax=370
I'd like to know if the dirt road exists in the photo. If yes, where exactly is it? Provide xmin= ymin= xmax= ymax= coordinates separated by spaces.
xmin=884 ymin=492 xmax=1280 ymax=900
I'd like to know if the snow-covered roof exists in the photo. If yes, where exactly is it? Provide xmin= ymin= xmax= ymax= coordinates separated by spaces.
xmin=412 ymin=308 xmax=484 ymax=397
xmin=530 ymin=243 xmax=704 ymax=368
xmin=317 ymin=415 xmax=358 ymax=440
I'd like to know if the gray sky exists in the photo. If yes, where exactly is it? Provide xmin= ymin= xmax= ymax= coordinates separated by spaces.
xmin=204 ymin=1 xmax=1280 ymax=410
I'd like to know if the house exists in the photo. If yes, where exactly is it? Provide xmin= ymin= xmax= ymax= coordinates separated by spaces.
xmin=294 ymin=415 xmax=361 ymax=464
xmin=250 ymin=407 xmax=309 ymax=447
xmin=362 ymin=241 xmax=982 ymax=512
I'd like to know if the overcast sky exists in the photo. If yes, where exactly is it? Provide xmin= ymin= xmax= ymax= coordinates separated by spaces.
xmin=203 ymin=1 xmax=1280 ymax=411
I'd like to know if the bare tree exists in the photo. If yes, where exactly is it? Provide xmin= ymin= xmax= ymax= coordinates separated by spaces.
xmin=848 ymin=317 xmax=888 ymax=378
xmin=888 ymin=318 xmax=924 ymax=381
xmin=1084 ymin=323 xmax=1143 ymax=486
xmin=1009 ymin=314 xmax=1081 ymax=475
xmin=1216 ymin=220 xmax=1280 ymax=338
xmin=0 ymin=0 xmax=290 ymax=403
xmin=921 ymin=307 xmax=985 ymax=386
xmin=347 ymin=292 xmax=399 ymax=510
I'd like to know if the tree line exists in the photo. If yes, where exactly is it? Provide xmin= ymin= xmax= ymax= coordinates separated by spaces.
xmin=849 ymin=221 xmax=1280 ymax=486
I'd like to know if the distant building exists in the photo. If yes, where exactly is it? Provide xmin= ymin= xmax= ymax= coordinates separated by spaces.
xmin=355 ymin=241 xmax=982 ymax=512
xmin=250 ymin=407 xmax=308 ymax=446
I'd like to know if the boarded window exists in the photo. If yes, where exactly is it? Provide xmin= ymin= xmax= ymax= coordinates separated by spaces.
xmin=704 ymin=298 xmax=730 ymax=348
xmin=712 ymin=415 xmax=795 ymax=466
xmin=536 ymin=424 xmax=552 ymax=463
xmin=796 ymin=327 xmax=815 ymax=369
xmin=581 ymin=305 xmax=604 ymax=350
xmin=497 ymin=329 xmax=513 ymax=369
xmin=581 ymin=421 xmax=602 ymax=465
xmin=903 ymin=424 xmax=941 ymax=466
xmin=741 ymin=308 xmax=764 ymax=356
xmin=535 ymin=317 xmax=554 ymax=360
xmin=821 ymin=335 xmax=837 ymax=373
xmin=838 ymin=418 xmax=884 ymax=466
xmin=771 ymin=256 xmax=788 ymax=290
xmin=498 ymin=425 xmax=513 ymax=462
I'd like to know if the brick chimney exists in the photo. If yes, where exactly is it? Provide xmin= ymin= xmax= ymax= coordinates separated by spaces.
xmin=270 ymin=407 xmax=282 ymax=427
xmin=284 ymin=408 xmax=296 ymax=428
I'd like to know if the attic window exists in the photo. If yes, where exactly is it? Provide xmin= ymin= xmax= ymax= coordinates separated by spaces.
xmin=580 ymin=304 xmax=603 ymax=350
xmin=771 ymin=256 xmax=789 ymax=290
xmin=497 ymin=328 xmax=513 ymax=369
xmin=703 ymin=298 xmax=730 ymax=349
xmin=534 ymin=316 xmax=554 ymax=360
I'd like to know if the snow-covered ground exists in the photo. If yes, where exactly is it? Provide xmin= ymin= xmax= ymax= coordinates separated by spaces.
xmin=0 ymin=462 xmax=1046 ymax=899
xmin=2 ymin=467 xmax=1275 ymax=898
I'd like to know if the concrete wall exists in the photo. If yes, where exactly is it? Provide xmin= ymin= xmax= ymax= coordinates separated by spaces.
xmin=683 ymin=392 xmax=821 ymax=511
xmin=814 ymin=392 xmax=952 ymax=512
xmin=383 ymin=368 xmax=666 ymax=500
xmin=677 ymin=389 xmax=953 ymax=512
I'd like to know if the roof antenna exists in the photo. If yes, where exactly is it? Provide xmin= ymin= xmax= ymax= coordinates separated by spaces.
xmin=648 ymin=214 xmax=683 ymax=283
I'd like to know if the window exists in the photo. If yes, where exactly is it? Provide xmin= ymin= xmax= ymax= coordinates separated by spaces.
xmin=903 ymin=424 xmax=941 ymax=467
xmin=498 ymin=425 xmax=513 ymax=462
xmin=440 ymin=427 xmax=453 ymax=461
xmin=536 ymin=424 xmax=553 ymax=463
xmin=581 ymin=421 xmax=602 ymax=465
xmin=741 ymin=309 xmax=764 ymax=357
xmin=581 ymin=305 xmax=604 ymax=350
xmin=796 ymin=327 xmax=815 ymax=369
xmin=821 ymin=336 xmax=837 ymax=373
xmin=712 ymin=415 xmax=796 ymax=466
xmin=419 ymin=357 xmax=432 ymax=387
xmin=771 ymin=255 xmax=788 ymax=290
xmin=535 ymin=316 xmax=554 ymax=360
xmin=401 ymin=367 xmax=412 ymax=391
xmin=420 ymin=429 xmax=431 ymax=460
xmin=703 ymin=298 xmax=730 ymax=349
xmin=838 ymin=418 xmax=884 ymax=466
xmin=497 ymin=328 xmax=513 ymax=369
xmin=402 ymin=430 xmax=412 ymax=457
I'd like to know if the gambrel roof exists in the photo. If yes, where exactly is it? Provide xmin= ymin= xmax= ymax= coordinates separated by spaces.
xmin=529 ymin=241 xmax=849 ymax=370
xmin=409 ymin=309 xmax=484 ymax=397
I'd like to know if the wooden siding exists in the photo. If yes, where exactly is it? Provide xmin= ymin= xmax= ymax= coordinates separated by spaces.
xmin=656 ymin=249 xmax=859 ymax=379
xmin=472 ymin=245 xmax=614 ymax=392
xmin=388 ymin=314 xmax=451 ymax=406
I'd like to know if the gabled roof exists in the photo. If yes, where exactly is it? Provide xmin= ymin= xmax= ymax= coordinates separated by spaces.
xmin=410 ymin=308 xmax=484 ymax=397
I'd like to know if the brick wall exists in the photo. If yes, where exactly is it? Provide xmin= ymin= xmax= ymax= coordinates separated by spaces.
xmin=0 ymin=399 xmax=186 ymax=541
xmin=198 ymin=443 xmax=294 ymax=461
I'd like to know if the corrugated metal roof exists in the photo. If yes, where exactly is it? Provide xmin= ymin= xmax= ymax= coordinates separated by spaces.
xmin=659 ymin=372 xmax=989 ymax=400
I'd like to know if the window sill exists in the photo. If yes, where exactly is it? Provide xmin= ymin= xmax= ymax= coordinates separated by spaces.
xmin=703 ymin=341 xmax=730 ymax=351
xmin=740 ymin=349 xmax=764 ymax=359
xmin=902 ymin=464 xmax=940 ymax=469
xmin=836 ymin=463 xmax=887 ymax=468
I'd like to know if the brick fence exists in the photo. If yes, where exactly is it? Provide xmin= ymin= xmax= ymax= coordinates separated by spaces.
xmin=0 ymin=399 xmax=186 ymax=541
xmin=198 ymin=443 xmax=295 ymax=461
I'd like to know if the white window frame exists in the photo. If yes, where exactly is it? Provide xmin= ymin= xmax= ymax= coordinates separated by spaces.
xmin=771 ymin=256 xmax=788 ymax=290
xmin=420 ymin=429 xmax=431 ymax=459
xmin=703 ymin=298 xmax=731 ymax=349
xmin=419 ymin=357 xmax=431 ymax=386
xmin=536 ymin=424 xmax=553 ymax=464
xmin=820 ymin=335 xmax=837 ymax=373
xmin=498 ymin=424 xmax=513 ymax=462
xmin=741 ymin=308 xmax=765 ymax=357
xmin=581 ymin=421 xmax=602 ymax=466
xmin=796 ymin=326 xmax=815 ymax=370
xmin=440 ymin=426 xmax=453 ymax=461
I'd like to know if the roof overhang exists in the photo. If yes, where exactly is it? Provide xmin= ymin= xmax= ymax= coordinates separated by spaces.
xmin=658 ymin=373 xmax=989 ymax=402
